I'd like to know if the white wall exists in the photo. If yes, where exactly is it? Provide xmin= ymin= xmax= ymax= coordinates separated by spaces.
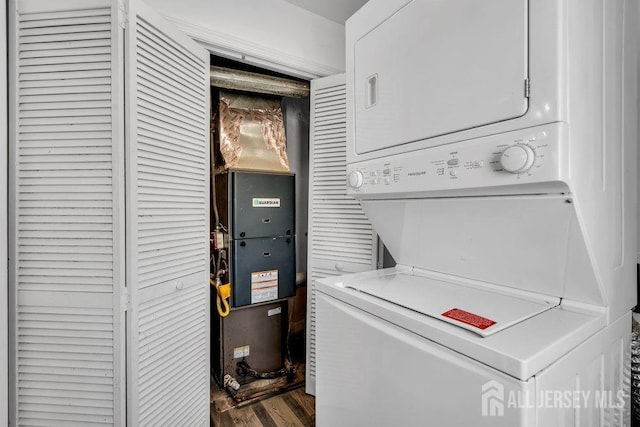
xmin=145 ymin=0 xmax=346 ymax=79
xmin=1 ymin=0 xmax=8 ymax=424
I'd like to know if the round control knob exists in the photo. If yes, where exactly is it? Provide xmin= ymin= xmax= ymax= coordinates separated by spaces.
xmin=500 ymin=144 xmax=535 ymax=174
xmin=347 ymin=170 xmax=365 ymax=188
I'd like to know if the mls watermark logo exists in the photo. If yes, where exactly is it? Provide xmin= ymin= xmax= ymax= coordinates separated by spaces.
xmin=481 ymin=380 xmax=505 ymax=416
xmin=480 ymin=380 xmax=626 ymax=416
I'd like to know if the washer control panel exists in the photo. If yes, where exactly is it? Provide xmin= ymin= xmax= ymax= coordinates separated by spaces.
xmin=347 ymin=124 xmax=566 ymax=195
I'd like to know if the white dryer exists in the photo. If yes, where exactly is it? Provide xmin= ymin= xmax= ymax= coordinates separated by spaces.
xmin=315 ymin=0 xmax=638 ymax=425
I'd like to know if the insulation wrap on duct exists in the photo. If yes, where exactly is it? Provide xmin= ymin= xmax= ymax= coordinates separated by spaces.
xmin=218 ymin=91 xmax=290 ymax=173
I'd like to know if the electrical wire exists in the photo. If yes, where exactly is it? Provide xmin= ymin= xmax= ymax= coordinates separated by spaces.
xmin=209 ymin=107 xmax=220 ymax=227
xmin=215 ymin=249 xmax=222 ymax=274
xmin=285 ymin=294 xmax=295 ymax=363
xmin=236 ymin=360 xmax=294 ymax=381
xmin=211 ymin=278 xmax=231 ymax=317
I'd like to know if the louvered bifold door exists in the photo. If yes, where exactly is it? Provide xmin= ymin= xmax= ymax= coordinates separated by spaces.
xmin=305 ymin=74 xmax=377 ymax=395
xmin=9 ymin=0 xmax=126 ymax=425
xmin=125 ymin=1 xmax=210 ymax=425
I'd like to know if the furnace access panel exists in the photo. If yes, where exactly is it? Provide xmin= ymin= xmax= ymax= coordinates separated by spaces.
xmin=216 ymin=171 xmax=296 ymax=307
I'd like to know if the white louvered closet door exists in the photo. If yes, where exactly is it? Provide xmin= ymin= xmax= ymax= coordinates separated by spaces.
xmin=125 ymin=1 xmax=210 ymax=425
xmin=10 ymin=0 xmax=210 ymax=424
xmin=9 ymin=0 xmax=126 ymax=425
xmin=305 ymin=74 xmax=377 ymax=395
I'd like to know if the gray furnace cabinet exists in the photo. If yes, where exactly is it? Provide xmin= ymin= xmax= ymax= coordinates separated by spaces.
xmin=216 ymin=171 xmax=296 ymax=307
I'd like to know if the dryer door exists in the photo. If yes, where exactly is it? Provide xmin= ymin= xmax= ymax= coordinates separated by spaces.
xmin=353 ymin=0 xmax=528 ymax=154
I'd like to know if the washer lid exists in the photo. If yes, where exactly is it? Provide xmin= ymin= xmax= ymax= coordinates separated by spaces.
xmin=353 ymin=0 xmax=528 ymax=154
xmin=345 ymin=271 xmax=559 ymax=337
xmin=318 ymin=269 xmax=607 ymax=380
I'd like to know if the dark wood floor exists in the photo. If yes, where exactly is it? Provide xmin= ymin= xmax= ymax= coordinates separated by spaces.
xmin=212 ymin=386 xmax=315 ymax=426
xmin=210 ymin=363 xmax=315 ymax=426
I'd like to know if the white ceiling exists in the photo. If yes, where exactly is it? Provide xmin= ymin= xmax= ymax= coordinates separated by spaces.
xmin=282 ymin=0 xmax=369 ymax=24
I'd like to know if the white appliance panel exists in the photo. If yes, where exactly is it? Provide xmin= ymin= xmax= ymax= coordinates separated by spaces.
xmin=347 ymin=123 xmax=568 ymax=198
xmin=318 ymin=269 xmax=607 ymax=381
xmin=345 ymin=273 xmax=558 ymax=337
xmin=360 ymin=196 xmax=602 ymax=302
xmin=354 ymin=0 xmax=528 ymax=154
xmin=317 ymin=285 xmax=629 ymax=426
xmin=316 ymin=292 xmax=535 ymax=427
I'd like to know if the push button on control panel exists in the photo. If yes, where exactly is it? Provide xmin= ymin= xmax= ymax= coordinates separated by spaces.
xmin=447 ymin=158 xmax=459 ymax=166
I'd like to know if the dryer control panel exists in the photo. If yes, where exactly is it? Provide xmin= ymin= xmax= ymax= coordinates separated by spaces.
xmin=347 ymin=123 xmax=569 ymax=198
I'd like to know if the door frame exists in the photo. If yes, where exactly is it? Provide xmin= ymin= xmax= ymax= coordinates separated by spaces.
xmin=1 ymin=0 xmax=8 ymax=423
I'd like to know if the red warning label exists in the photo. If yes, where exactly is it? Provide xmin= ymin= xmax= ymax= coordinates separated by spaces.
xmin=441 ymin=308 xmax=496 ymax=330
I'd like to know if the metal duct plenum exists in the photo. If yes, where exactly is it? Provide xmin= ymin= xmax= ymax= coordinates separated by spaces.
xmin=210 ymin=66 xmax=310 ymax=98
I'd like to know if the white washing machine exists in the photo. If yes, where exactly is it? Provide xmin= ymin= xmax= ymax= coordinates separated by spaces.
xmin=315 ymin=0 xmax=638 ymax=425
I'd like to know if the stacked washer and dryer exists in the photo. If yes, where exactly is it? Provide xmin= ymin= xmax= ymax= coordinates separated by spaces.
xmin=315 ymin=0 xmax=638 ymax=425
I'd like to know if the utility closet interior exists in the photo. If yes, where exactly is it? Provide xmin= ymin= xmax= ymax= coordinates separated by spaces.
xmin=207 ymin=56 xmax=314 ymax=423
